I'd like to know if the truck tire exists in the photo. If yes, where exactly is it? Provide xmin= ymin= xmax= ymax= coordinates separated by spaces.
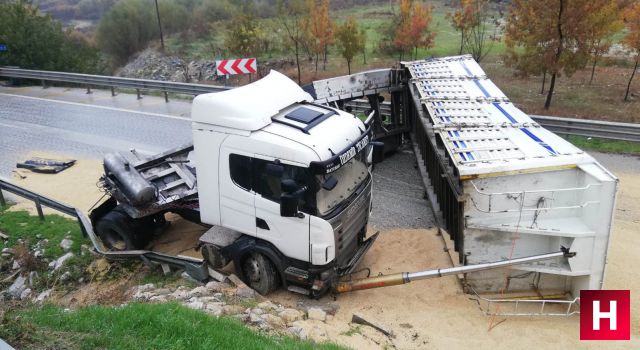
xmin=95 ymin=209 xmax=140 ymax=251
xmin=240 ymin=252 xmax=279 ymax=295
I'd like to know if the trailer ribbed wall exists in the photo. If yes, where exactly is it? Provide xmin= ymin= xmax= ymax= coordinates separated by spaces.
xmin=404 ymin=55 xmax=618 ymax=296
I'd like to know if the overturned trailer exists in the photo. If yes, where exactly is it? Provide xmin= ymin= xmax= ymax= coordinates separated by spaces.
xmin=402 ymin=56 xmax=617 ymax=297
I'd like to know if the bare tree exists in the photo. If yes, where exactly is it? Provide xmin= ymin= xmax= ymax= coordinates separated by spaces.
xmin=277 ymin=0 xmax=307 ymax=84
xmin=465 ymin=0 xmax=494 ymax=62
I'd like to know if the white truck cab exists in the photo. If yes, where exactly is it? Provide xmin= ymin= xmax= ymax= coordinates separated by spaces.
xmin=93 ymin=71 xmax=381 ymax=296
xmin=191 ymin=71 xmax=379 ymax=295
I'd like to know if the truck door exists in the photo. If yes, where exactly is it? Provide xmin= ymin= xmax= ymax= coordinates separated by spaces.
xmin=253 ymin=158 xmax=310 ymax=262
xmin=219 ymin=151 xmax=256 ymax=236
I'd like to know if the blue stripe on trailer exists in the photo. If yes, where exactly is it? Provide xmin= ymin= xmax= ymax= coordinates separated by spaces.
xmin=460 ymin=60 xmax=474 ymax=76
xmin=454 ymin=130 xmax=460 ymax=137
xmin=460 ymin=153 xmax=467 ymax=161
xmin=467 ymin=152 xmax=474 ymax=160
xmin=460 ymin=141 xmax=467 ymax=148
xmin=448 ymin=131 xmax=453 ymax=137
xmin=520 ymin=128 xmax=557 ymax=155
xmin=453 ymin=141 xmax=459 ymax=148
xmin=492 ymin=102 xmax=518 ymax=123
xmin=473 ymin=80 xmax=490 ymax=97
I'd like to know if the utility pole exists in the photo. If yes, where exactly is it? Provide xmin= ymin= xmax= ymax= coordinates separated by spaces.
xmin=154 ymin=0 xmax=165 ymax=50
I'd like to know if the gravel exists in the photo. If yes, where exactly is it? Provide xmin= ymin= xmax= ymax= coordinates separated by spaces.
xmin=370 ymin=144 xmax=435 ymax=231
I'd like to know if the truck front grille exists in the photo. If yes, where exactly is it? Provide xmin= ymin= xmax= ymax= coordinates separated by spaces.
xmin=330 ymin=179 xmax=371 ymax=268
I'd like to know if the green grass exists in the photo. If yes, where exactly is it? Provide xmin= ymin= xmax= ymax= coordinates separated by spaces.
xmin=163 ymin=1 xmax=505 ymax=66
xmin=0 ymin=207 xmax=84 ymax=260
xmin=3 ymin=303 xmax=346 ymax=350
xmin=561 ymin=135 xmax=640 ymax=155
xmin=0 ymin=207 xmax=96 ymax=292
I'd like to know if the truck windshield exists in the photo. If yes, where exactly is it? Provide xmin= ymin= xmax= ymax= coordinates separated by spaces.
xmin=315 ymin=150 xmax=369 ymax=216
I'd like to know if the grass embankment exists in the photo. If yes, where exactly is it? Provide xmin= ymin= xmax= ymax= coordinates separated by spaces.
xmin=0 ymin=207 xmax=91 ymax=292
xmin=561 ymin=135 xmax=640 ymax=155
xmin=2 ymin=303 xmax=344 ymax=350
xmin=0 ymin=207 xmax=84 ymax=260
xmin=0 ymin=208 xmax=345 ymax=349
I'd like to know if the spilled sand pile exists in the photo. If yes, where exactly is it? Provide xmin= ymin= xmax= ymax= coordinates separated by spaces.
xmin=5 ymin=152 xmax=639 ymax=349
xmin=9 ymin=152 xmax=103 ymax=215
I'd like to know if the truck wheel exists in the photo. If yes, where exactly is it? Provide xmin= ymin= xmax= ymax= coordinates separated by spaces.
xmin=240 ymin=253 xmax=279 ymax=295
xmin=95 ymin=209 xmax=139 ymax=250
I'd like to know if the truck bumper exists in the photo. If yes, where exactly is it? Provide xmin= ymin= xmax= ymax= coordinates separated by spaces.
xmin=337 ymin=231 xmax=379 ymax=276
xmin=308 ymin=231 xmax=380 ymax=297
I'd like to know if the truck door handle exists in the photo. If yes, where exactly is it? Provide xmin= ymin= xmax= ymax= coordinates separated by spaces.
xmin=256 ymin=218 xmax=270 ymax=230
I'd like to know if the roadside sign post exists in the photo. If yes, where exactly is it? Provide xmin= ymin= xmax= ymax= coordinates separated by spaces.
xmin=216 ymin=58 xmax=257 ymax=77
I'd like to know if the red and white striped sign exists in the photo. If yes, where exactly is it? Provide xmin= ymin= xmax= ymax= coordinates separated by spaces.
xmin=216 ymin=58 xmax=257 ymax=75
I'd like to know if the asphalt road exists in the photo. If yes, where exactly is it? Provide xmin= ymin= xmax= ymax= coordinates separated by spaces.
xmin=0 ymin=87 xmax=436 ymax=229
xmin=2 ymin=86 xmax=635 ymax=231
xmin=0 ymin=92 xmax=192 ymax=176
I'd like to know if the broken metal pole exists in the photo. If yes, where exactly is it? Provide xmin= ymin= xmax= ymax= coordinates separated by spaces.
xmin=335 ymin=249 xmax=573 ymax=293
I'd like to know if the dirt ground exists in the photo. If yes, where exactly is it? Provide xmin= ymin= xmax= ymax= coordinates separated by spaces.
xmin=4 ymin=154 xmax=639 ymax=349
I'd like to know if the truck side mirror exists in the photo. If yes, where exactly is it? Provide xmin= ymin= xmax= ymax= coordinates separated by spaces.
xmin=281 ymin=179 xmax=298 ymax=193
xmin=280 ymin=193 xmax=299 ymax=217
xmin=372 ymin=141 xmax=385 ymax=164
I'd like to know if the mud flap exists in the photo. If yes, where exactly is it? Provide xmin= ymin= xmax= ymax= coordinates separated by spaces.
xmin=338 ymin=231 xmax=379 ymax=276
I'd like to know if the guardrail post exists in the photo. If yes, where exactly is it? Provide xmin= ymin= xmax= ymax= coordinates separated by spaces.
xmin=164 ymin=91 xmax=169 ymax=103
xmin=34 ymin=197 xmax=45 ymax=221
xmin=111 ymin=86 xmax=116 ymax=97
xmin=0 ymin=185 xmax=6 ymax=208
xmin=136 ymin=88 xmax=142 ymax=100
xmin=86 ymin=86 xmax=92 ymax=94
xmin=41 ymin=80 xmax=47 ymax=89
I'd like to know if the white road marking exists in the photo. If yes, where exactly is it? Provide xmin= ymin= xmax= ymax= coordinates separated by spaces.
xmin=0 ymin=92 xmax=191 ymax=122
xmin=0 ymin=119 xmax=160 ymax=155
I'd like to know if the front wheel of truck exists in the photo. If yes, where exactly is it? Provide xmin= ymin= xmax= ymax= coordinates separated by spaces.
xmin=240 ymin=252 xmax=279 ymax=295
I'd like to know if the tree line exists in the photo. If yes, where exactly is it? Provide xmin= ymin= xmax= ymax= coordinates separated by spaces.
xmin=1 ymin=0 xmax=639 ymax=110
xmin=224 ymin=0 xmax=438 ymax=82
xmin=231 ymin=0 xmax=640 ymax=107
xmin=0 ymin=0 xmax=102 ymax=73
xmin=502 ymin=0 xmax=640 ymax=108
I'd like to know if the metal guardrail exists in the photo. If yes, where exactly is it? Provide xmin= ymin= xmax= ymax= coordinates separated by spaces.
xmin=1 ymin=67 xmax=638 ymax=142
xmin=0 ymin=67 xmax=229 ymax=98
xmin=0 ymin=178 xmax=211 ymax=281
xmin=345 ymin=100 xmax=640 ymax=142
xmin=530 ymin=115 xmax=640 ymax=142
